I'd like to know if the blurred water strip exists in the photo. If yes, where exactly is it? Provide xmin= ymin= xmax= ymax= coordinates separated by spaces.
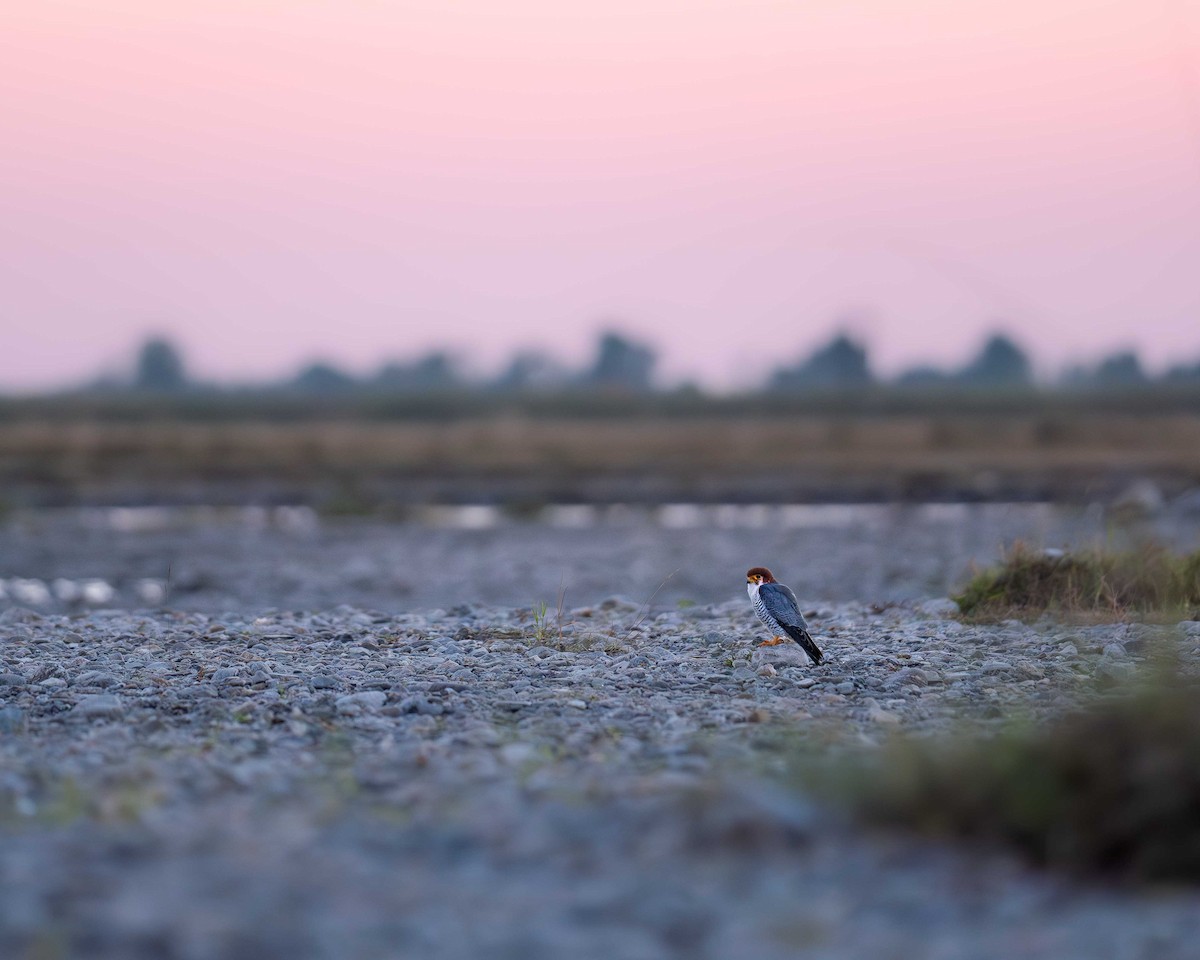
xmin=5 ymin=501 xmax=1064 ymax=534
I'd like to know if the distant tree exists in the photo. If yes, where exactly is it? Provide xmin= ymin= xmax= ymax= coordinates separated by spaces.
xmin=1164 ymin=360 xmax=1200 ymax=384
xmin=770 ymin=333 xmax=872 ymax=390
xmin=581 ymin=330 xmax=657 ymax=391
xmin=134 ymin=337 xmax=187 ymax=391
xmin=958 ymin=333 xmax=1031 ymax=388
xmin=492 ymin=350 xmax=566 ymax=391
xmin=293 ymin=361 xmax=355 ymax=392
xmin=1061 ymin=351 xmax=1149 ymax=388
xmin=376 ymin=352 xmax=461 ymax=391
xmin=1093 ymin=351 xmax=1147 ymax=387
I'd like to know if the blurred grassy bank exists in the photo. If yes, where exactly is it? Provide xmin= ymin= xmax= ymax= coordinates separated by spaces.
xmin=2 ymin=402 xmax=1199 ymax=508
xmin=820 ymin=649 xmax=1200 ymax=883
xmin=956 ymin=544 xmax=1200 ymax=621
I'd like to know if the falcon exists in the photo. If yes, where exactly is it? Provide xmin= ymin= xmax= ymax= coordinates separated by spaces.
xmin=746 ymin=567 xmax=823 ymax=665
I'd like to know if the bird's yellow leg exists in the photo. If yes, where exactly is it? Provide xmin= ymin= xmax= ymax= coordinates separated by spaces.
xmin=757 ymin=636 xmax=788 ymax=647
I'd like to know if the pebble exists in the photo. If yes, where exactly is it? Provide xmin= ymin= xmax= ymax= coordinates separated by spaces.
xmin=0 ymin=607 xmax=37 ymax=624
xmin=399 ymin=696 xmax=443 ymax=716
xmin=336 ymin=691 xmax=388 ymax=715
xmin=72 ymin=694 xmax=124 ymax=720
xmin=917 ymin=597 xmax=960 ymax=618
xmin=868 ymin=705 xmax=902 ymax=725
xmin=75 ymin=671 xmax=119 ymax=688
xmin=0 ymin=705 xmax=25 ymax=733
xmin=884 ymin=667 xmax=928 ymax=689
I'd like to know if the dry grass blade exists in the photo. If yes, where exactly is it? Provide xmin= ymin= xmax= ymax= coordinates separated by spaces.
xmin=620 ymin=568 xmax=680 ymax=644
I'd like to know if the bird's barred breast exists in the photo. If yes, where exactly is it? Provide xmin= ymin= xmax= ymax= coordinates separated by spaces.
xmin=751 ymin=591 xmax=778 ymax=630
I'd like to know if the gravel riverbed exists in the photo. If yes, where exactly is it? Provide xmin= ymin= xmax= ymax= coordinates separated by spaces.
xmin=2 ymin=597 xmax=1199 ymax=959
xmin=2 ymin=506 xmax=1200 ymax=958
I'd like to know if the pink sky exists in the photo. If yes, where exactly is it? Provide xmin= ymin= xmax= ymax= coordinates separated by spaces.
xmin=2 ymin=0 xmax=1198 ymax=389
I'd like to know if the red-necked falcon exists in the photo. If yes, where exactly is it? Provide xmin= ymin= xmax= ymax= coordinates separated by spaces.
xmin=746 ymin=567 xmax=823 ymax=664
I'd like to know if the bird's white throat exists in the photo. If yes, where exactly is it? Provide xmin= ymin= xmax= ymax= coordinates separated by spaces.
xmin=746 ymin=582 xmax=758 ymax=600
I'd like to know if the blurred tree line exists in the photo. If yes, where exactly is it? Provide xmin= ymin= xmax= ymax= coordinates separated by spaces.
xmin=105 ymin=327 xmax=1200 ymax=397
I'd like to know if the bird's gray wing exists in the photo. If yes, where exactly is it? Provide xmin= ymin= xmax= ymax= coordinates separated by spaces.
xmin=759 ymin=583 xmax=809 ymax=631
xmin=760 ymin=583 xmax=823 ymax=664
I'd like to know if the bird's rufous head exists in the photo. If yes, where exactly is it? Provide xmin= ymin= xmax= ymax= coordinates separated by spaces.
xmin=746 ymin=567 xmax=776 ymax=585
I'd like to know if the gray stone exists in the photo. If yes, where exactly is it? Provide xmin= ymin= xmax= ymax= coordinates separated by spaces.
xmin=25 ymin=663 xmax=63 ymax=684
xmin=918 ymin=597 xmax=960 ymax=618
xmin=0 ymin=705 xmax=26 ymax=733
xmin=884 ymin=667 xmax=928 ymax=689
xmin=75 ymin=670 xmax=119 ymax=687
xmin=399 ymin=697 xmax=443 ymax=716
xmin=1111 ymin=479 xmax=1164 ymax=516
xmin=336 ymin=691 xmax=387 ymax=715
xmin=73 ymin=694 xmax=124 ymax=720
xmin=1095 ymin=661 xmax=1135 ymax=685
xmin=868 ymin=705 xmax=902 ymax=725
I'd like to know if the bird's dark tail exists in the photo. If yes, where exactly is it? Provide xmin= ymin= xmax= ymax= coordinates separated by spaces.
xmin=784 ymin=626 xmax=823 ymax=665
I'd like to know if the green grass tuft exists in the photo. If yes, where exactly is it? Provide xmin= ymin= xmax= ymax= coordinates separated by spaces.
xmin=955 ymin=542 xmax=1200 ymax=620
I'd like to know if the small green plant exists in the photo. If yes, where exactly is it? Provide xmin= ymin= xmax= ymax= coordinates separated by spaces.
xmin=955 ymin=542 xmax=1200 ymax=620
xmin=530 ymin=577 xmax=579 ymax=646
xmin=531 ymin=600 xmax=551 ymax=642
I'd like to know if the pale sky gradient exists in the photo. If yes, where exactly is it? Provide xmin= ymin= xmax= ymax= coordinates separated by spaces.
xmin=3 ymin=0 xmax=1199 ymax=389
